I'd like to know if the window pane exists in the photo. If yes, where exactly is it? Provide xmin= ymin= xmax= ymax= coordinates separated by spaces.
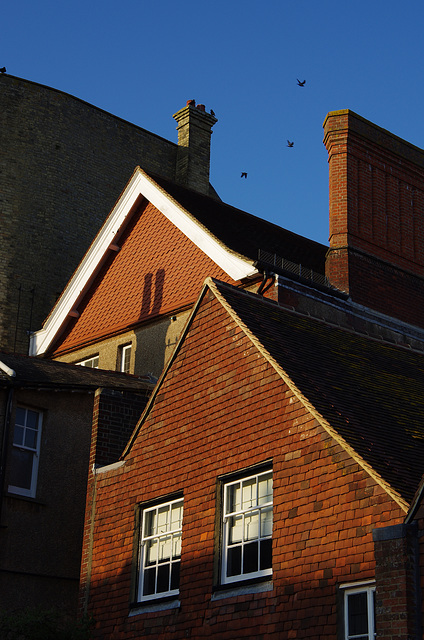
xmin=121 ymin=345 xmax=131 ymax=373
xmin=258 ymin=473 xmax=273 ymax=504
xmin=260 ymin=538 xmax=272 ymax=570
xmin=227 ymin=546 xmax=241 ymax=577
xmin=172 ymin=533 xmax=181 ymax=558
xmin=171 ymin=503 xmax=183 ymax=530
xmin=145 ymin=539 xmax=157 ymax=566
xmin=15 ymin=407 xmax=26 ymax=426
xmin=242 ymin=477 xmax=256 ymax=509
xmin=226 ymin=483 xmax=240 ymax=514
xmin=26 ymin=410 xmax=39 ymax=430
xmin=145 ymin=510 xmax=156 ymax=537
xmin=158 ymin=535 xmax=171 ymax=562
xmin=157 ymin=564 xmax=170 ymax=593
xmin=24 ymin=428 xmax=38 ymax=450
xmin=261 ymin=507 xmax=273 ymax=537
xmin=13 ymin=425 xmax=24 ymax=446
xmin=243 ymin=541 xmax=258 ymax=574
xmin=157 ymin=505 xmax=170 ymax=533
xmin=244 ymin=511 xmax=259 ymax=540
xmin=348 ymin=592 xmax=368 ymax=636
xmin=228 ymin=514 xmax=243 ymax=544
xmin=143 ymin=567 xmax=156 ymax=596
xmin=170 ymin=562 xmax=180 ymax=590
xmin=9 ymin=448 xmax=33 ymax=490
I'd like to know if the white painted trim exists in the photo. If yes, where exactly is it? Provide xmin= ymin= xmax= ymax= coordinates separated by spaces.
xmin=339 ymin=579 xmax=375 ymax=590
xmin=30 ymin=168 xmax=256 ymax=356
xmin=94 ymin=460 xmax=126 ymax=474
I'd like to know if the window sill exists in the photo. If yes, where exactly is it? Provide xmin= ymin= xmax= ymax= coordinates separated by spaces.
xmin=211 ymin=579 xmax=273 ymax=601
xmin=5 ymin=492 xmax=46 ymax=506
xmin=129 ymin=598 xmax=180 ymax=616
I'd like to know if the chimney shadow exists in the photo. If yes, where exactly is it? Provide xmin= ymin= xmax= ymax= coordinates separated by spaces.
xmin=138 ymin=269 xmax=165 ymax=322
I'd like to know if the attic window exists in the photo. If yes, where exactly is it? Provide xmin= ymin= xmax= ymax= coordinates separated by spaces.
xmin=76 ymin=355 xmax=99 ymax=368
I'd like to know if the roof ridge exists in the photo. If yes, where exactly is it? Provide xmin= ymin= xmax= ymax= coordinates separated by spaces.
xmin=210 ymin=278 xmax=424 ymax=357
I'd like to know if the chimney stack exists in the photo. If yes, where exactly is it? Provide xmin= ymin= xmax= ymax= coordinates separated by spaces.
xmin=173 ymin=100 xmax=218 ymax=195
xmin=323 ymin=109 xmax=424 ymax=328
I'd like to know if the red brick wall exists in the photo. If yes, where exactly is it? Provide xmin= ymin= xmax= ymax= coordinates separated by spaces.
xmin=373 ymin=523 xmax=420 ymax=640
xmin=324 ymin=110 xmax=424 ymax=328
xmin=91 ymin=388 xmax=151 ymax=467
xmin=80 ymin=292 xmax=405 ymax=639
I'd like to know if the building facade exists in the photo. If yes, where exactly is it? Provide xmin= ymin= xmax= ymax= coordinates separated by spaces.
xmin=0 ymin=74 xmax=217 ymax=353
xmin=29 ymin=110 xmax=424 ymax=385
xmin=0 ymin=353 xmax=153 ymax=616
xmin=79 ymin=278 xmax=424 ymax=639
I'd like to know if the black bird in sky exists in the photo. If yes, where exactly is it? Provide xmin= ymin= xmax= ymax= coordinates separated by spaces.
xmin=210 ymin=109 xmax=216 ymax=116
xmin=241 ymin=172 xmax=247 ymax=178
xmin=287 ymin=140 xmax=294 ymax=148
xmin=0 ymin=67 xmax=6 ymax=74
xmin=297 ymin=79 xmax=306 ymax=87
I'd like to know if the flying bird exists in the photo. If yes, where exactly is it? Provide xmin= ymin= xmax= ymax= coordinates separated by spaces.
xmin=241 ymin=172 xmax=247 ymax=178
xmin=0 ymin=67 xmax=6 ymax=74
xmin=297 ymin=79 xmax=306 ymax=87
xmin=287 ymin=140 xmax=294 ymax=148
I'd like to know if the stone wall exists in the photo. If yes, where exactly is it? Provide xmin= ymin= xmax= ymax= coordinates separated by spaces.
xmin=0 ymin=74 xmax=177 ymax=352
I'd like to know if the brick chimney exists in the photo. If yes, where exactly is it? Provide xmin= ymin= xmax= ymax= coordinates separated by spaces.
xmin=173 ymin=100 xmax=218 ymax=195
xmin=323 ymin=109 xmax=424 ymax=328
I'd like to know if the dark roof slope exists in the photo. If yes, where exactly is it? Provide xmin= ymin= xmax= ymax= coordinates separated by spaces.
xmin=213 ymin=280 xmax=424 ymax=505
xmin=152 ymin=174 xmax=327 ymax=273
xmin=0 ymin=352 xmax=154 ymax=392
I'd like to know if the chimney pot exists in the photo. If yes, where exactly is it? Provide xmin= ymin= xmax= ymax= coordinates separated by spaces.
xmin=187 ymin=99 xmax=195 ymax=106
xmin=196 ymin=104 xmax=205 ymax=112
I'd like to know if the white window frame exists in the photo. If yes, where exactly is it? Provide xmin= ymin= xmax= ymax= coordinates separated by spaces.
xmin=343 ymin=583 xmax=376 ymax=640
xmin=119 ymin=344 xmax=132 ymax=373
xmin=8 ymin=407 xmax=43 ymax=498
xmin=76 ymin=355 xmax=99 ymax=368
xmin=221 ymin=469 xmax=273 ymax=585
xmin=137 ymin=497 xmax=184 ymax=602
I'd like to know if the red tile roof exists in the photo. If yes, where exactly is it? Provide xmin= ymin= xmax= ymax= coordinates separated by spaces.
xmin=53 ymin=201 xmax=233 ymax=354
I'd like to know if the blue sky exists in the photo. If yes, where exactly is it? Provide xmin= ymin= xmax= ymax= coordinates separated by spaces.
xmin=3 ymin=1 xmax=424 ymax=246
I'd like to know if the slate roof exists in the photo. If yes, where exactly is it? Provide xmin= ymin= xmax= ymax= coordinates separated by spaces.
xmin=0 ymin=352 xmax=154 ymax=392
xmin=152 ymin=174 xmax=327 ymax=273
xmin=210 ymin=279 xmax=424 ymax=506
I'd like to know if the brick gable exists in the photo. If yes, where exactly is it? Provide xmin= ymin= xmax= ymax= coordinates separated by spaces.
xmin=81 ymin=291 xmax=405 ymax=639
